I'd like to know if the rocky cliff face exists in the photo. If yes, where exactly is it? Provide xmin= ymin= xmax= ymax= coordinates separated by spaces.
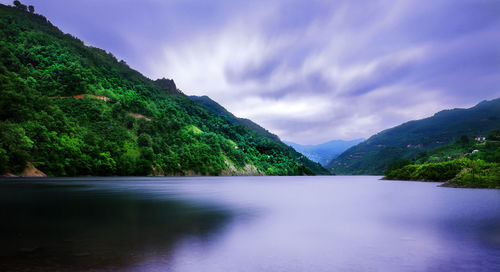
xmin=155 ymin=78 xmax=179 ymax=94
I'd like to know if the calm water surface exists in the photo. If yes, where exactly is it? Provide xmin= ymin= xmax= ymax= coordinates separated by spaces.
xmin=1 ymin=176 xmax=500 ymax=271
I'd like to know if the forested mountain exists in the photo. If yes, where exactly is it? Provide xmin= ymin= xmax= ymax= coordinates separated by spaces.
xmin=0 ymin=3 xmax=328 ymax=176
xmin=189 ymin=95 xmax=362 ymax=168
xmin=328 ymin=98 xmax=500 ymax=174
xmin=284 ymin=139 xmax=364 ymax=166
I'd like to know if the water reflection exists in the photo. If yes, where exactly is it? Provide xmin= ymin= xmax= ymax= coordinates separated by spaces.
xmin=0 ymin=179 xmax=231 ymax=271
xmin=1 ymin=176 xmax=500 ymax=271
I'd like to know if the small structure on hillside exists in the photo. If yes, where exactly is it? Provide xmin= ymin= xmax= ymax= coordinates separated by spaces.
xmin=475 ymin=136 xmax=486 ymax=142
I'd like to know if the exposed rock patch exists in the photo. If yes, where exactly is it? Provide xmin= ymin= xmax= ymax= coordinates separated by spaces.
xmin=19 ymin=162 xmax=47 ymax=177
xmin=128 ymin=112 xmax=151 ymax=121
xmin=222 ymin=159 xmax=264 ymax=176
xmin=50 ymin=94 xmax=109 ymax=101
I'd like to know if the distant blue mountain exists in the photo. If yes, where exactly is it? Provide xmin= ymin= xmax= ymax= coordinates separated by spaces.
xmin=284 ymin=139 xmax=365 ymax=166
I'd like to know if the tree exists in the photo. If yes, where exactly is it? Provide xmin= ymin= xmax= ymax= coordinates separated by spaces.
xmin=458 ymin=135 xmax=470 ymax=148
xmin=0 ymin=122 xmax=34 ymax=173
xmin=0 ymin=148 xmax=8 ymax=174
xmin=95 ymin=152 xmax=116 ymax=175
xmin=28 ymin=5 xmax=34 ymax=13
xmin=13 ymin=1 xmax=27 ymax=11
xmin=137 ymin=133 xmax=152 ymax=148
xmin=385 ymin=158 xmax=411 ymax=175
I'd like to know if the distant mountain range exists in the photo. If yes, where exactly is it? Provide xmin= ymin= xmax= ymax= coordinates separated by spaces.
xmin=284 ymin=139 xmax=365 ymax=166
xmin=328 ymin=98 xmax=500 ymax=174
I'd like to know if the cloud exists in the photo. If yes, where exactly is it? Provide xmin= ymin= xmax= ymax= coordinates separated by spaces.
xmin=9 ymin=0 xmax=500 ymax=144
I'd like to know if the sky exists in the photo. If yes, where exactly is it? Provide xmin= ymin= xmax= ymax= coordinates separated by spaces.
xmin=5 ymin=0 xmax=500 ymax=144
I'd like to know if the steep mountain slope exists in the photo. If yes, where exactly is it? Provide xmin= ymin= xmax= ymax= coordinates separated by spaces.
xmin=188 ymin=95 xmax=328 ymax=174
xmin=328 ymin=98 xmax=500 ymax=174
xmin=0 ymin=4 xmax=328 ymax=176
xmin=189 ymin=95 xmax=281 ymax=143
xmin=284 ymin=139 xmax=365 ymax=166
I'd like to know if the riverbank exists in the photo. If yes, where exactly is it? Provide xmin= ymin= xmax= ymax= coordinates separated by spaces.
xmin=384 ymin=158 xmax=500 ymax=188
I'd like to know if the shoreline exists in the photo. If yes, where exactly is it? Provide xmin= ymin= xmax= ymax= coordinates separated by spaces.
xmin=382 ymin=176 xmax=500 ymax=189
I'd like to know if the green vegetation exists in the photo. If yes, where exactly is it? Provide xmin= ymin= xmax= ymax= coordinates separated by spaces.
xmin=189 ymin=95 xmax=282 ymax=143
xmin=385 ymin=131 xmax=500 ymax=188
xmin=328 ymin=98 xmax=500 ymax=175
xmin=0 ymin=3 xmax=328 ymax=176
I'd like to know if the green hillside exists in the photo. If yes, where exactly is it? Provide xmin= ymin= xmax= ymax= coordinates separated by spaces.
xmin=188 ymin=95 xmax=327 ymax=173
xmin=328 ymin=98 xmax=500 ymax=175
xmin=384 ymin=130 xmax=500 ymax=188
xmin=0 ymin=3 xmax=328 ymax=176
xmin=189 ymin=95 xmax=281 ymax=143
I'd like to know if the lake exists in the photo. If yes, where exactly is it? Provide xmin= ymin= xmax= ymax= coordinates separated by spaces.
xmin=1 ymin=176 xmax=500 ymax=271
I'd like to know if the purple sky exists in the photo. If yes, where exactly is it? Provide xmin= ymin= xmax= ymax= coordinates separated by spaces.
xmin=6 ymin=0 xmax=500 ymax=144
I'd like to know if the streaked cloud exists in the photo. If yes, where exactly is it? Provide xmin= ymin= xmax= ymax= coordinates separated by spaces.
xmin=7 ymin=0 xmax=500 ymax=144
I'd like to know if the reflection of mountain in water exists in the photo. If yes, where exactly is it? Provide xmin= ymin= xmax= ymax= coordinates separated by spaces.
xmin=0 ymin=180 xmax=232 ymax=271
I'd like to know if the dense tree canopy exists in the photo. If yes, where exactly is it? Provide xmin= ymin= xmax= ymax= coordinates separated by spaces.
xmin=0 ymin=3 xmax=328 ymax=176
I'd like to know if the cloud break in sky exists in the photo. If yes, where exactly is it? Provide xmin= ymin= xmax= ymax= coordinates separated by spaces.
xmin=5 ymin=0 xmax=500 ymax=144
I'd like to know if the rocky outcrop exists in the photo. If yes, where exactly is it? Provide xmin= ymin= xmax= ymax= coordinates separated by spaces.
xmin=221 ymin=159 xmax=264 ymax=176
xmin=2 ymin=162 xmax=47 ymax=177
xmin=22 ymin=162 xmax=47 ymax=177
xmin=155 ymin=78 xmax=181 ymax=94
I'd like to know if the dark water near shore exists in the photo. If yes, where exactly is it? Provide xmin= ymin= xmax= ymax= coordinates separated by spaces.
xmin=1 ymin=176 xmax=500 ymax=271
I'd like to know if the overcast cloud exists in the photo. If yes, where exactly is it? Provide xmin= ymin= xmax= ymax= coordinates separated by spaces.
xmin=5 ymin=0 xmax=500 ymax=144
